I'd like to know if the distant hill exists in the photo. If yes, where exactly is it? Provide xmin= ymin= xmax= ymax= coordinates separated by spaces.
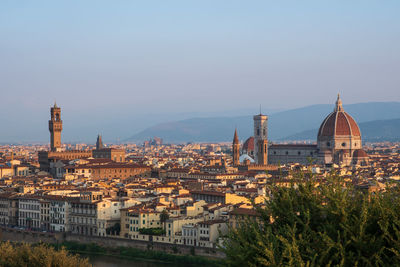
xmin=284 ymin=118 xmax=400 ymax=142
xmin=126 ymin=102 xmax=400 ymax=143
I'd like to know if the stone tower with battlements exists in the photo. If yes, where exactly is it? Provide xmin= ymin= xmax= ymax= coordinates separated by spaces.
xmin=253 ymin=113 xmax=268 ymax=165
xmin=49 ymin=102 xmax=62 ymax=152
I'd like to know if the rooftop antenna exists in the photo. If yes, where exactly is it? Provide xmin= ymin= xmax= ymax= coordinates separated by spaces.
xmin=260 ymin=104 xmax=262 ymax=115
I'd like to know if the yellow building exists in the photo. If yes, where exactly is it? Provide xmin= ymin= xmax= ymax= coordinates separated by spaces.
xmin=120 ymin=206 xmax=161 ymax=239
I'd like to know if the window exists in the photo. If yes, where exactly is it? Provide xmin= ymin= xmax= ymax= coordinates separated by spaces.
xmin=257 ymin=128 xmax=260 ymax=136
xmin=298 ymin=151 xmax=301 ymax=155
xmin=286 ymin=151 xmax=288 ymax=155
xmin=327 ymin=142 xmax=330 ymax=147
xmin=342 ymin=142 xmax=346 ymax=147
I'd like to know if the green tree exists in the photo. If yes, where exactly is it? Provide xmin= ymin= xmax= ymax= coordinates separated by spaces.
xmin=0 ymin=242 xmax=90 ymax=267
xmin=222 ymin=172 xmax=400 ymax=266
xmin=160 ymin=209 xmax=170 ymax=233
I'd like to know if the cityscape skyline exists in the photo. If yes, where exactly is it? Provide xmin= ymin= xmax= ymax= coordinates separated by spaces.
xmin=2 ymin=98 xmax=400 ymax=144
xmin=0 ymin=2 xmax=399 ymax=265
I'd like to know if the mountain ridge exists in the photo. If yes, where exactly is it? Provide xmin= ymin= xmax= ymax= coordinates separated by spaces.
xmin=126 ymin=102 xmax=400 ymax=143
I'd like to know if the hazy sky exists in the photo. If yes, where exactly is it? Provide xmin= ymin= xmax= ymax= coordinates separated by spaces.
xmin=1 ymin=1 xmax=399 ymax=142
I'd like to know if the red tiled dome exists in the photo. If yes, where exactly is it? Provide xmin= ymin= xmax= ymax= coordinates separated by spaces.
xmin=353 ymin=149 xmax=368 ymax=158
xmin=243 ymin=137 xmax=254 ymax=151
xmin=318 ymin=95 xmax=361 ymax=137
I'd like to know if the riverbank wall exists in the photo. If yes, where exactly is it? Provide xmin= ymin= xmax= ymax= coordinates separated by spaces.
xmin=0 ymin=227 xmax=225 ymax=259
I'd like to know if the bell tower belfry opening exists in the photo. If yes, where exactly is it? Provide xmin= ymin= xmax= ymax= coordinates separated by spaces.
xmin=49 ymin=102 xmax=63 ymax=152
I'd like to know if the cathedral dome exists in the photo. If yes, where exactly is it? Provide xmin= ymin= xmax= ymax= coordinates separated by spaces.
xmin=353 ymin=149 xmax=368 ymax=158
xmin=243 ymin=137 xmax=254 ymax=151
xmin=318 ymin=95 xmax=361 ymax=138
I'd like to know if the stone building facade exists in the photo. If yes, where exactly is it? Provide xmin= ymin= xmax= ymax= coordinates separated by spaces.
xmin=253 ymin=113 xmax=268 ymax=165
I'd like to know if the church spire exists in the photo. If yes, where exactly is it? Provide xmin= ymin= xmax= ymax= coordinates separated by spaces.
xmin=233 ymin=128 xmax=239 ymax=144
xmin=232 ymin=128 xmax=240 ymax=166
xmin=335 ymin=93 xmax=343 ymax=112
xmin=96 ymin=134 xmax=103 ymax=150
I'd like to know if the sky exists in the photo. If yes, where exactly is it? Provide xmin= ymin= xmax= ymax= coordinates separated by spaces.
xmin=1 ymin=1 xmax=399 ymax=142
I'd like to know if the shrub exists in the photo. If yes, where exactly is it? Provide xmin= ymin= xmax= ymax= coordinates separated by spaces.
xmin=138 ymin=227 xmax=165 ymax=236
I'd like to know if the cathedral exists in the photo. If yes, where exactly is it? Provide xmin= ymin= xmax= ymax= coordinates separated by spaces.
xmin=233 ymin=95 xmax=369 ymax=166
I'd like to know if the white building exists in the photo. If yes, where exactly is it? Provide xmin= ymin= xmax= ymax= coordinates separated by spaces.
xmin=18 ymin=196 xmax=41 ymax=229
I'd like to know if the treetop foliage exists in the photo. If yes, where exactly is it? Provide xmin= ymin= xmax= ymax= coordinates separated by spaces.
xmin=0 ymin=242 xmax=90 ymax=267
xmin=222 ymin=172 xmax=400 ymax=267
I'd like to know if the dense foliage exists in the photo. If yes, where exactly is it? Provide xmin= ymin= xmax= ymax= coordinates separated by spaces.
xmin=0 ymin=242 xmax=90 ymax=267
xmin=222 ymin=173 xmax=400 ymax=266
xmin=139 ymin=227 xmax=166 ymax=236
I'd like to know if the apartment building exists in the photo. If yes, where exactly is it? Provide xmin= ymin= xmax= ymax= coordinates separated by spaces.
xmin=18 ymin=196 xmax=41 ymax=229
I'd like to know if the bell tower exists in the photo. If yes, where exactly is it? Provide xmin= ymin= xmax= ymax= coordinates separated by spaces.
xmin=49 ymin=102 xmax=62 ymax=152
xmin=96 ymin=134 xmax=104 ymax=150
xmin=232 ymin=128 xmax=240 ymax=166
xmin=253 ymin=112 xmax=268 ymax=165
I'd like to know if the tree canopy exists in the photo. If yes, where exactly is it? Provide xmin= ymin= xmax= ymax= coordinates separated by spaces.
xmin=222 ymin=172 xmax=400 ymax=266
xmin=0 ymin=242 xmax=90 ymax=267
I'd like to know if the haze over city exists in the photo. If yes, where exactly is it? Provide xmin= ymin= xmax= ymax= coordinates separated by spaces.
xmin=1 ymin=1 xmax=400 ymax=142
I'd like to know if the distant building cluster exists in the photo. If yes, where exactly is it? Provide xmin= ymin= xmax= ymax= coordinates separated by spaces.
xmin=144 ymin=137 xmax=163 ymax=147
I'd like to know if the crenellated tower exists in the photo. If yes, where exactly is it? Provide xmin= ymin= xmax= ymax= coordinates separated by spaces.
xmin=232 ymin=128 xmax=240 ymax=166
xmin=49 ymin=102 xmax=62 ymax=152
